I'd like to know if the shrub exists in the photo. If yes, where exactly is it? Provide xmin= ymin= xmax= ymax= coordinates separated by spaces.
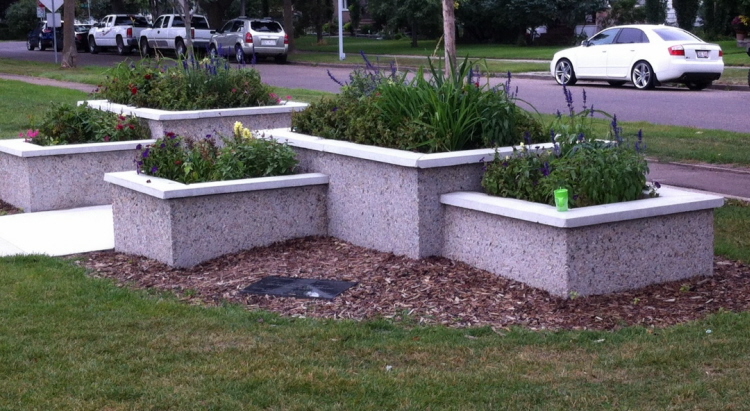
xmin=95 ymin=57 xmax=279 ymax=110
xmin=23 ymin=103 xmax=149 ymax=146
xmin=482 ymin=87 xmax=657 ymax=208
xmin=136 ymin=122 xmax=298 ymax=184
xmin=292 ymin=54 xmax=545 ymax=153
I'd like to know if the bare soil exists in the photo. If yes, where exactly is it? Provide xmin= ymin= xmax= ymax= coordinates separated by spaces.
xmin=73 ymin=236 xmax=750 ymax=331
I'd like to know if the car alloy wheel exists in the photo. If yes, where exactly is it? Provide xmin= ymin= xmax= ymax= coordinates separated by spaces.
xmin=176 ymin=39 xmax=187 ymax=58
xmin=235 ymin=45 xmax=245 ymax=63
xmin=116 ymin=36 xmax=130 ymax=55
xmin=632 ymin=61 xmax=655 ymax=90
xmin=89 ymin=36 xmax=99 ymax=54
xmin=554 ymin=59 xmax=577 ymax=86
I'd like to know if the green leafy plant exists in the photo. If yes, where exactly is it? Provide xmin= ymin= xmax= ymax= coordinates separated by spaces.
xmin=25 ymin=102 xmax=149 ymax=146
xmin=137 ymin=122 xmax=298 ymax=184
xmin=482 ymin=87 xmax=658 ymax=208
xmin=95 ymin=57 xmax=280 ymax=111
xmin=292 ymin=54 xmax=544 ymax=153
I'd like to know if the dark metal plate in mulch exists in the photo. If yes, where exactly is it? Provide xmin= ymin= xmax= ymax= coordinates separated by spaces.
xmin=240 ymin=276 xmax=358 ymax=300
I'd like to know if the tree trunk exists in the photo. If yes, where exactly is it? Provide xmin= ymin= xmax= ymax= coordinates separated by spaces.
xmin=442 ymin=0 xmax=456 ymax=75
xmin=179 ymin=0 xmax=194 ymax=60
xmin=283 ymin=0 xmax=295 ymax=52
xmin=410 ymin=17 xmax=418 ymax=48
xmin=61 ymin=0 xmax=76 ymax=68
xmin=240 ymin=0 xmax=246 ymax=16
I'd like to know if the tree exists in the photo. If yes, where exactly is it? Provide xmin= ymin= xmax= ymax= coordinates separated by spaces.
xmin=443 ymin=0 xmax=454 ymax=70
xmin=61 ymin=0 xmax=76 ymax=68
xmin=283 ymin=0 xmax=294 ymax=52
xmin=644 ymin=0 xmax=667 ymax=24
xmin=368 ymin=0 xmax=441 ymax=46
xmin=5 ymin=0 xmax=36 ymax=39
xmin=673 ymin=0 xmax=701 ymax=30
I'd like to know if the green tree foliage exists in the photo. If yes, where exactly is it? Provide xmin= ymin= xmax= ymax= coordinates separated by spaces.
xmin=644 ymin=0 xmax=667 ymax=23
xmin=4 ymin=0 xmax=35 ymax=38
xmin=673 ymin=0 xmax=701 ymax=30
xmin=368 ymin=0 xmax=441 ymax=45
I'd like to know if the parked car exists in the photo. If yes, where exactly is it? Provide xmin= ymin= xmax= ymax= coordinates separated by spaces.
xmin=74 ymin=24 xmax=92 ymax=52
xmin=26 ymin=21 xmax=62 ymax=51
xmin=27 ymin=21 xmax=92 ymax=52
xmin=551 ymin=24 xmax=724 ymax=90
xmin=208 ymin=17 xmax=288 ymax=64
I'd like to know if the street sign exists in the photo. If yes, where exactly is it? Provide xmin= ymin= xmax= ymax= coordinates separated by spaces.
xmin=38 ymin=0 xmax=62 ymax=12
xmin=46 ymin=13 xmax=61 ymax=27
xmin=36 ymin=6 xmax=45 ymax=18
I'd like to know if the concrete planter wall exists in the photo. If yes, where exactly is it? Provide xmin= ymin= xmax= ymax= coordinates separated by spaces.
xmin=104 ymin=171 xmax=329 ymax=268
xmin=440 ymin=187 xmax=724 ymax=297
xmin=267 ymin=129 xmax=547 ymax=259
xmin=0 ymin=138 xmax=154 ymax=212
xmin=85 ymin=100 xmax=308 ymax=139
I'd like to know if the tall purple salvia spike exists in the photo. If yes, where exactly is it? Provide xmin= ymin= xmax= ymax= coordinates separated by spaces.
xmin=328 ymin=70 xmax=346 ymax=87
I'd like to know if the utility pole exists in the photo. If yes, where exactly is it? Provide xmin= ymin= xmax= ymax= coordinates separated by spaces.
xmin=442 ymin=0 xmax=456 ymax=76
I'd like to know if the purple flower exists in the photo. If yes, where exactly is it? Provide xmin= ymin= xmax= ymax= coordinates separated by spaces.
xmin=136 ymin=144 xmax=142 ymax=150
xmin=151 ymin=166 xmax=158 ymax=174
xmin=142 ymin=149 xmax=150 ymax=158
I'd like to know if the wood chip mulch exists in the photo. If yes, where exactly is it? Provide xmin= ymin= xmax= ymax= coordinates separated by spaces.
xmin=72 ymin=236 xmax=750 ymax=331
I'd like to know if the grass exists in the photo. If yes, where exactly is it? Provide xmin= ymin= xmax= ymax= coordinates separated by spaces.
xmin=715 ymin=199 xmax=750 ymax=262
xmin=2 ymin=252 xmax=750 ymax=409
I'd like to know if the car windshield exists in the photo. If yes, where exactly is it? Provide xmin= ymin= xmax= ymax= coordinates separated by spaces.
xmin=250 ymin=21 xmax=283 ymax=33
xmin=652 ymin=27 xmax=702 ymax=42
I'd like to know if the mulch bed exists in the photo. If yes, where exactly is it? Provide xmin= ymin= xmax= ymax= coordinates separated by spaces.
xmin=73 ymin=236 xmax=750 ymax=331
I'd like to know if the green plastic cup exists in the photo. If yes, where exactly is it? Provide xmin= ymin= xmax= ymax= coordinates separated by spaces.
xmin=554 ymin=188 xmax=569 ymax=212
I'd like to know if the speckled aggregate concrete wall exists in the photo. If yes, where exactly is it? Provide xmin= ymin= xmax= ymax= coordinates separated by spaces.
xmin=0 ymin=150 xmax=138 ymax=212
xmin=111 ymin=184 xmax=328 ymax=268
xmin=292 ymin=149 xmax=485 ymax=259
xmin=145 ymin=113 xmax=293 ymax=140
xmin=442 ymin=206 xmax=715 ymax=297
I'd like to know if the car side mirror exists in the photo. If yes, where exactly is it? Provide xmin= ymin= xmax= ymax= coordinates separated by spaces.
xmin=581 ymin=40 xmax=590 ymax=47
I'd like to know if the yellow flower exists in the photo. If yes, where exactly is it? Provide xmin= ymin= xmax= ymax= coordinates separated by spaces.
xmin=242 ymin=128 xmax=254 ymax=139
xmin=233 ymin=121 xmax=243 ymax=137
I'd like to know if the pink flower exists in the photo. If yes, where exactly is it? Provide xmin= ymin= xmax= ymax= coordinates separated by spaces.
xmin=104 ymin=136 xmax=111 ymax=142
xmin=285 ymin=95 xmax=292 ymax=100
xmin=231 ymin=88 xmax=237 ymax=93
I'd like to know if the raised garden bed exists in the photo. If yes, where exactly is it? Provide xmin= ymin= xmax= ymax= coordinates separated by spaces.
xmin=104 ymin=170 xmax=329 ymax=268
xmin=0 ymin=138 xmax=154 ymax=212
xmin=267 ymin=128 xmax=547 ymax=259
xmin=440 ymin=187 xmax=724 ymax=297
xmin=84 ymin=100 xmax=308 ymax=139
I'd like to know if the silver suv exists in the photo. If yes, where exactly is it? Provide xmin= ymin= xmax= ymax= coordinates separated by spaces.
xmin=209 ymin=18 xmax=288 ymax=64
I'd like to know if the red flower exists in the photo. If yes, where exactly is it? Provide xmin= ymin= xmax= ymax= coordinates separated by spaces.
xmin=128 ymin=124 xmax=135 ymax=129
xmin=116 ymin=124 xmax=124 ymax=130
xmin=104 ymin=136 xmax=111 ymax=142
xmin=175 ymin=160 xmax=183 ymax=165
xmin=231 ymin=88 xmax=237 ymax=93
xmin=144 ymin=74 xmax=153 ymax=80
xmin=130 ymin=87 xmax=138 ymax=95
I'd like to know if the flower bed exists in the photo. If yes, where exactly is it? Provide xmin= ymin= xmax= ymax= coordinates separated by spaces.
xmin=84 ymin=99 xmax=308 ymax=141
xmin=440 ymin=188 xmax=724 ymax=297
xmin=0 ymin=138 xmax=154 ymax=212
xmin=104 ymin=171 xmax=329 ymax=268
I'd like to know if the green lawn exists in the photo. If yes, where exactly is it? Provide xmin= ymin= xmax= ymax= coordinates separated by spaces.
xmin=2 ymin=253 xmax=750 ymax=410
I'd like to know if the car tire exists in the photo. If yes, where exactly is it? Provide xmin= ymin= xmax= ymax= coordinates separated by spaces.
xmin=685 ymin=81 xmax=711 ymax=91
xmin=140 ymin=38 xmax=152 ymax=57
xmin=175 ymin=39 xmax=187 ymax=58
xmin=235 ymin=44 xmax=245 ymax=63
xmin=607 ymin=81 xmax=626 ymax=87
xmin=116 ymin=36 xmax=130 ymax=55
xmin=632 ymin=61 xmax=655 ymax=90
xmin=39 ymin=42 xmax=46 ymax=51
xmin=89 ymin=36 xmax=99 ymax=54
xmin=274 ymin=54 xmax=288 ymax=64
xmin=26 ymin=40 xmax=35 ymax=51
xmin=747 ymin=68 xmax=750 ymax=88
xmin=553 ymin=59 xmax=577 ymax=86
xmin=208 ymin=44 xmax=219 ymax=59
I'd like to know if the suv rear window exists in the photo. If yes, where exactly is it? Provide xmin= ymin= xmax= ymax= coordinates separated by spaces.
xmin=652 ymin=28 xmax=701 ymax=42
xmin=250 ymin=21 xmax=283 ymax=33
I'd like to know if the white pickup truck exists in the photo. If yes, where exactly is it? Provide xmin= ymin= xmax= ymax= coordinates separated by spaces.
xmin=139 ymin=14 xmax=212 ymax=57
xmin=88 ymin=14 xmax=151 ymax=55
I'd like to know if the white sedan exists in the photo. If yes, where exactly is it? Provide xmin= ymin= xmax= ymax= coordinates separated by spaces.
xmin=551 ymin=25 xmax=724 ymax=90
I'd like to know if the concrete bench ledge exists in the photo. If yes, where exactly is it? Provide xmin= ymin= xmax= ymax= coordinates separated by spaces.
xmin=83 ymin=100 xmax=309 ymax=121
xmin=0 ymin=138 xmax=155 ymax=157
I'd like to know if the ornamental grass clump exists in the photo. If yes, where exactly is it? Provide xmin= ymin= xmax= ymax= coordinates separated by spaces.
xmin=23 ymin=102 xmax=149 ymax=146
xmin=292 ymin=54 xmax=544 ymax=153
xmin=136 ymin=122 xmax=297 ymax=184
xmin=95 ymin=57 xmax=280 ymax=110
xmin=482 ymin=86 xmax=658 ymax=208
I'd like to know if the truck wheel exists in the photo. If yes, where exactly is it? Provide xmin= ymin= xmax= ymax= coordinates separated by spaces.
xmin=140 ymin=38 xmax=152 ymax=57
xmin=89 ymin=36 xmax=99 ymax=54
xmin=26 ymin=39 xmax=35 ymax=50
xmin=208 ymin=44 xmax=219 ymax=59
xmin=235 ymin=44 xmax=245 ymax=63
xmin=116 ymin=36 xmax=130 ymax=55
xmin=175 ymin=39 xmax=187 ymax=58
